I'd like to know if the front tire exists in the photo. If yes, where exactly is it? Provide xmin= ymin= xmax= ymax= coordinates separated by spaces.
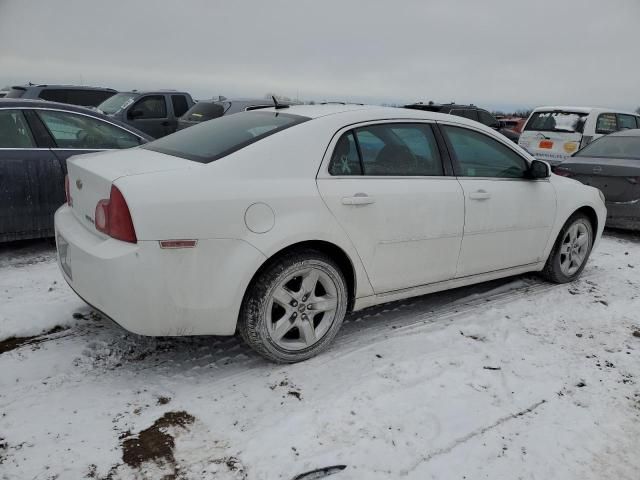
xmin=541 ymin=213 xmax=594 ymax=283
xmin=239 ymin=249 xmax=348 ymax=363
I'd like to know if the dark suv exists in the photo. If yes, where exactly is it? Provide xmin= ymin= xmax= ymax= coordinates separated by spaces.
xmin=404 ymin=102 xmax=519 ymax=142
xmin=4 ymin=84 xmax=117 ymax=108
xmin=97 ymin=90 xmax=195 ymax=138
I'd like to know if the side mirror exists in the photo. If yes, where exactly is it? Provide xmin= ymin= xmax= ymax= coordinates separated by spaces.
xmin=528 ymin=159 xmax=550 ymax=179
xmin=129 ymin=109 xmax=144 ymax=119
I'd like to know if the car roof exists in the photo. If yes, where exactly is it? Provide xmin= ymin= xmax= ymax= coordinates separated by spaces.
xmin=532 ymin=106 xmax=639 ymax=115
xmin=252 ymin=104 xmax=491 ymax=127
xmin=0 ymin=98 xmax=153 ymax=140
xmin=10 ymin=84 xmax=116 ymax=92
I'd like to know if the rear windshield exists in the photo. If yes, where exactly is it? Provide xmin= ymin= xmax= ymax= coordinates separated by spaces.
xmin=97 ymin=93 xmax=138 ymax=115
xmin=142 ymin=110 xmax=310 ymax=163
xmin=5 ymin=87 xmax=27 ymax=98
xmin=575 ymin=135 xmax=640 ymax=160
xmin=524 ymin=111 xmax=588 ymax=134
xmin=182 ymin=101 xmax=225 ymax=121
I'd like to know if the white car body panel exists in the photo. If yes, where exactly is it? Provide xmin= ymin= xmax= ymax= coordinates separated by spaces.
xmin=55 ymin=105 xmax=607 ymax=337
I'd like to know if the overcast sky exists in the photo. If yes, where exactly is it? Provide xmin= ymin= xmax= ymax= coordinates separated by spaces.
xmin=1 ymin=0 xmax=638 ymax=111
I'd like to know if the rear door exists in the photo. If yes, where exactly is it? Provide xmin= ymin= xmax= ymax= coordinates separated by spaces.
xmin=0 ymin=108 xmax=63 ymax=240
xmin=126 ymin=95 xmax=171 ymax=138
xmin=317 ymin=121 xmax=464 ymax=293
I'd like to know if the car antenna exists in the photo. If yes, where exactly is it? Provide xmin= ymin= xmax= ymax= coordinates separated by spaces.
xmin=272 ymin=95 xmax=289 ymax=109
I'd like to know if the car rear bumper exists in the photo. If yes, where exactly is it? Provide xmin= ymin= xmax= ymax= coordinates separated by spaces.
xmin=54 ymin=205 xmax=266 ymax=336
xmin=605 ymin=200 xmax=640 ymax=231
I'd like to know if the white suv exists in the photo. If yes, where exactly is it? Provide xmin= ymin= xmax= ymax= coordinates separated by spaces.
xmin=518 ymin=106 xmax=640 ymax=166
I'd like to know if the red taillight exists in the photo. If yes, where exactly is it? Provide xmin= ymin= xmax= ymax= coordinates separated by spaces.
xmin=95 ymin=185 xmax=137 ymax=243
xmin=64 ymin=175 xmax=72 ymax=206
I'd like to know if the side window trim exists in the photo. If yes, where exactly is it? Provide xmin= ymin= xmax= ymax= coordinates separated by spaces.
xmin=437 ymin=121 xmax=531 ymax=179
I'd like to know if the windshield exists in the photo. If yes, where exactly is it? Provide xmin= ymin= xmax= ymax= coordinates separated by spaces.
xmin=524 ymin=111 xmax=588 ymax=134
xmin=143 ymin=110 xmax=310 ymax=163
xmin=575 ymin=135 xmax=640 ymax=160
xmin=97 ymin=93 xmax=138 ymax=115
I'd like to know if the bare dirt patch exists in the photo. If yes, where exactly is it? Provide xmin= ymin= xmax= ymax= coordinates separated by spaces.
xmin=0 ymin=325 xmax=67 ymax=355
xmin=121 ymin=410 xmax=195 ymax=470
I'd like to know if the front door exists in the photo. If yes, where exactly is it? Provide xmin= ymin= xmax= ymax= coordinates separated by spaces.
xmin=127 ymin=95 xmax=171 ymax=138
xmin=317 ymin=122 xmax=465 ymax=294
xmin=439 ymin=123 xmax=556 ymax=277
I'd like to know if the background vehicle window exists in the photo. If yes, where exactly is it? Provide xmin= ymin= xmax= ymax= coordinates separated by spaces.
xmin=0 ymin=110 xmax=36 ymax=148
xmin=131 ymin=95 xmax=167 ymax=119
xmin=574 ymin=136 xmax=640 ymax=160
xmin=524 ymin=111 xmax=587 ymax=133
xmin=450 ymin=109 xmax=477 ymax=121
xmin=37 ymin=110 xmax=142 ymax=149
xmin=354 ymin=123 xmax=443 ymax=176
xmin=478 ymin=110 xmax=498 ymax=127
xmin=39 ymin=89 xmax=68 ymax=103
xmin=617 ymin=114 xmax=637 ymax=130
xmin=171 ymin=95 xmax=189 ymax=117
xmin=328 ymin=132 xmax=362 ymax=175
xmin=595 ymin=113 xmax=618 ymax=134
xmin=5 ymin=87 xmax=26 ymax=98
xmin=443 ymin=125 xmax=528 ymax=178
xmin=183 ymin=101 xmax=225 ymax=121
xmin=69 ymin=90 xmax=115 ymax=107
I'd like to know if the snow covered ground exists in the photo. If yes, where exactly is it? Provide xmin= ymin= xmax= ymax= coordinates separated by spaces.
xmin=1 ymin=232 xmax=639 ymax=480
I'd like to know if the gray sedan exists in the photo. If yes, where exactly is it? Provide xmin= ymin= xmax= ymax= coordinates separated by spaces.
xmin=555 ymin=129 xmax=640 ymax=230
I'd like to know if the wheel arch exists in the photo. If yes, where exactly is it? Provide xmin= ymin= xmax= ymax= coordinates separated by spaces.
xmin=574 ymin=205 xmax=598 ymax=234
xmin=243 ymin=240 xmax=358 ymax=312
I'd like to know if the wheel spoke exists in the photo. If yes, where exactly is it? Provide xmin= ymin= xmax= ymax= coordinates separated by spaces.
xmin=272 ymin=317 xmax=294 ymax=341
xmin=309 ymin=295 xmax=337 ymax=312
xmin=300 ymin=269 xmax=320 ymax=296
xmin=299 ymin=321 xmax=317 ymax=346
xmin=576 ymin=233 xmax=588 ymax=247
xmin=273 ymin=287 xmax=296 ymax=308
xmin=560 ymin=243 xmax=571 ymax=255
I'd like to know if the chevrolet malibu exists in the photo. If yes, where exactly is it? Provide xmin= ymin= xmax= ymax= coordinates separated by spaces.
xmin=55 ymin=105 xmax=606 ymax=363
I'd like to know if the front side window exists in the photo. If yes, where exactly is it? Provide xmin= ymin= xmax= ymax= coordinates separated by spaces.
xmin=617 ymin=114 xmax=637 ymax=130
xmin=524 ymin=111 xmax=588 ymax=133
xmin=574 ymin=135 xmax=640 ymax=160
xmin=0 ymin=109 xmax=36 ymax=148
xmin=142 ymin=110 xmax=309 ymax=163
xmin=596 ymin=113 xmax=618 ymax=134
xmin=328 ymin=123 xmax=443 ymax=176
xmin=442 ymin=125 xmax=528 ymax=178
xmin=130 ymin=95 xmax=167 ymax=119
xmin=37 ymin=110 xmax=142 ymax=149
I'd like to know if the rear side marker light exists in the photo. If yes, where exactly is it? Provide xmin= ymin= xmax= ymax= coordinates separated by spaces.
xmin=159 ymin=240 xmax=198 ymax=249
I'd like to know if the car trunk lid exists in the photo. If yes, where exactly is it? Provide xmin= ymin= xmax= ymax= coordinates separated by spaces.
xmin=559 ymin=156 xmax=640 ymax=203
xmin=66 ymin=148 xmax=197 ymax=235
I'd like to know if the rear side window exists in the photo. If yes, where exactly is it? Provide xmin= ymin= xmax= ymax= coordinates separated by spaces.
xmin=329 ymin=123 xmax=443 ymax=176
xmin=130 ymin=95 xmax=167 ymax=119
xmin=171 ymin=95 xmax=190 ymax=117
xmin=67 ymin=89 xmax=115 ymax=107
xmin=328 ymin=132 xmax=362 ymax=175
xmin=524 ymin=111 xmax=588 ymax=133
xmin=0 ymin=109 xmax=36 ymax=147
xmin=617 ymin=114 xmax=637 ymax=130
xmin=142 ymin=111 xmax=309 ymax=163
xmin=39 ymin=89 xmax=68 ymax=103
xmin=443 ymin=125 xmax=527 ymax=178
xmin=37 ymin=110 xmax=142 ymax=149
xmin=595 ymin=113 xmax=618 ymax=134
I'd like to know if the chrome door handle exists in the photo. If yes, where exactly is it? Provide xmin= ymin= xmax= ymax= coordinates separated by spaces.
xmin=342 ymin=193 xmax=375 ymax=205
xmin=469 ymin=190 xmax=491 ymax=200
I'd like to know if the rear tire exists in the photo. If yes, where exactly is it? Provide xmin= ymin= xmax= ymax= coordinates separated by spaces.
xmin=541 ymin=212 xmax=593 ymax=283
xmin=239 ymin=249 xmax=348 ymax=363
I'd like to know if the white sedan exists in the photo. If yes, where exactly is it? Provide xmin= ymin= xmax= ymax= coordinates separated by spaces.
xmin=55 ymin=104 xmax=606 ymax=362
